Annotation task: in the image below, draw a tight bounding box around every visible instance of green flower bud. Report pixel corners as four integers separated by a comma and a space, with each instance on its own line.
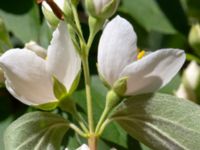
105, 90, 121, 111
42, 0, 74, 28
85, 0, 120, 19
188, 24, 200, 55
113, 76, 127, 96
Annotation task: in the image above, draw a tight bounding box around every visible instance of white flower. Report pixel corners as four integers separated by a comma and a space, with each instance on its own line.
98, 16, 186, 96
0, 22, 81, 106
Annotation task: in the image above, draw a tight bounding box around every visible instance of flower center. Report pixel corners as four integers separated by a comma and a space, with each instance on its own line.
137, 50, 145, 60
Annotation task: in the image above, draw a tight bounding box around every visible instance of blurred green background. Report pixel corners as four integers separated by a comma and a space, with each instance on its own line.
0, 0, 200, 149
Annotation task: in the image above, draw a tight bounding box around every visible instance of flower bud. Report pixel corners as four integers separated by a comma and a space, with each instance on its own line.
184, 61, 200, 89
176, 61, 200, 102
113, 76, 127, 96
105, 90, 121, 111
175, 83, 196, 102
25, 41, 47, 59
188, 24, 200, 55
85, 0, 120, 19
42, 0, 73, 28
42, 0, 64, 28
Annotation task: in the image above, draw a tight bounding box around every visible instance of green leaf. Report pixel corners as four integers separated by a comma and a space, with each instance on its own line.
38, 20, 53, 48
53, 76, 67, 99
155, 0, 189, 36
0, 3, 40, 43
0, 116, 13, 150
0, 17, 12, 51
111, 93, 200, 150
119, 0, 176, 34
186, 0, 200, 21
159, 74, 181, 94
4, 111, 69, 150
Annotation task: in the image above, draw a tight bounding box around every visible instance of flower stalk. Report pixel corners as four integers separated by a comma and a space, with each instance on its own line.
69, 123, 87, 137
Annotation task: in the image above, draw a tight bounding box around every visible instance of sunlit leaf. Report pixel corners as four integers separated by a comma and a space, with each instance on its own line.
112, 93, 200, 150
4, 111, 69, 150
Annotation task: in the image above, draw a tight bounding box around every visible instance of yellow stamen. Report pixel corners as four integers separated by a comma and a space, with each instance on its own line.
137, 50, 145, 60
45, 57, 48, 60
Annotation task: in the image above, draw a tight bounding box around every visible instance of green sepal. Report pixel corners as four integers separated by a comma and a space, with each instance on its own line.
100, 0, 119, 19
96, 63, 111, 89
63, 0, 74, 25
85, 0, 119, 19
53, 76, 67, 99
71, 0, 79, 6
67, 24, 81, 53
42, 7, 60, 29
59, 96, 77, 115
105, 90, 121, 111
68, 70, 81, 95
89, 16, 105, 36
85, 0, 97, 17
35, 101, 59, 111
113, 76, 128, 96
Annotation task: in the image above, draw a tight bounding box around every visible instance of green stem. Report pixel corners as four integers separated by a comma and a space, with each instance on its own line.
82, 56, 94, 133
86, 33, 95, 54
69, 123, 87, 137
95, 107, 110, 134
75, 112, 89, 133
71, 5, 85, 44
95, 90, 121, 135
97, 119, 111, 136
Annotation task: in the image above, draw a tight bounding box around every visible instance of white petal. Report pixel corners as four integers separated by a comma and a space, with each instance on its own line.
120, 49, 185, 95
76, 144, 89, 150
98, 16, 137, 85
25, 41, 47, 58
0, 49, 56, 105
46, 22, 81, 91
184, 61, 200, 89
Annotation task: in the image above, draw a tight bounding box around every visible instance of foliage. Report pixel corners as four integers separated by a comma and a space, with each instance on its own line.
0, 0, 200, 150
